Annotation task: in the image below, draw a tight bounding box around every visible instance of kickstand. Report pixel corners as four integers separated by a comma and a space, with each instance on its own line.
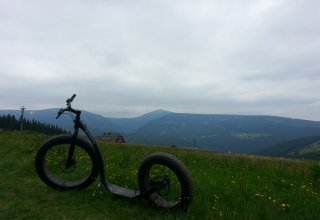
92, 181, 102, 196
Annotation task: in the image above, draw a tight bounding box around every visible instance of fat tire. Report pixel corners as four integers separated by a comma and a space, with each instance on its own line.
138, 152, 194, 212
35, 134, 99, 190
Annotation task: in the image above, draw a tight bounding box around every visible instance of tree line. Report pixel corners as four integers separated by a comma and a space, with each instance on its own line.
0, 114, 67, 135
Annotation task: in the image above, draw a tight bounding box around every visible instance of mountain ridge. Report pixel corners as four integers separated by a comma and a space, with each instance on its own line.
1, 109, 320, 154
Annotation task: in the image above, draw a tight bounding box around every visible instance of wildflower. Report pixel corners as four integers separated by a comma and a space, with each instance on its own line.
279, 203, 290, 211
213, 194, 219, 203
254, 193, 264, 198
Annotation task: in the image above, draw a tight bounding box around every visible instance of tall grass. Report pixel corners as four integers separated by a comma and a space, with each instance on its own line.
1, 131, 320, 219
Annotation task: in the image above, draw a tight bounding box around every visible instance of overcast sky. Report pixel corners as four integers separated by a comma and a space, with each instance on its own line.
1, 0, 320, 120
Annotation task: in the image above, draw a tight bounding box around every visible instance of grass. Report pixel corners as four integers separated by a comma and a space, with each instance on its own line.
1, 131, 320, 219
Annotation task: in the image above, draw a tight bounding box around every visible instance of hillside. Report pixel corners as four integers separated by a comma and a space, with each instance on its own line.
256, 135, 320, 159
1, 109, 320, 154
1, 131, 320, 219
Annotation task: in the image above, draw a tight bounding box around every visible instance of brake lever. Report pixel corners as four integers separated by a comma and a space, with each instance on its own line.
56, 109, 64, 119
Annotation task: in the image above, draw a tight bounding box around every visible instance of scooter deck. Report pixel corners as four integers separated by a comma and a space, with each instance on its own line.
106, 182, 140, 198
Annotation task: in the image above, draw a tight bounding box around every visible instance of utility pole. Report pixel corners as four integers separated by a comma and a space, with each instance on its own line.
20, 106, 26, 131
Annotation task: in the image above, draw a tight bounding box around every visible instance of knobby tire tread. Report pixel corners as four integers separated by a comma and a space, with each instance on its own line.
138, 152, 194, 212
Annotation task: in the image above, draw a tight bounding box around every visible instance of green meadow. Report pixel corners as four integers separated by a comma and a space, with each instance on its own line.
1, 131, 320, 219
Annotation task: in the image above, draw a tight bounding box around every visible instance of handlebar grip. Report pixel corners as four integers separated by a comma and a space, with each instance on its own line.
70, 94, 76, 102
67, 94, 76, 103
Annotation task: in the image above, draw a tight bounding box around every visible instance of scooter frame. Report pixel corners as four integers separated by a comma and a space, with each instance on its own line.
56, 94, 164, 198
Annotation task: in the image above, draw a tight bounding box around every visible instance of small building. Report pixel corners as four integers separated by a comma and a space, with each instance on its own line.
101, 132, 126, 143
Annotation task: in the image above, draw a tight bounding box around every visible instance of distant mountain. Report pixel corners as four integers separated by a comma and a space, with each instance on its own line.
107, 109, 172, 133
126, 113, 320, 153
1, 109, 320, 154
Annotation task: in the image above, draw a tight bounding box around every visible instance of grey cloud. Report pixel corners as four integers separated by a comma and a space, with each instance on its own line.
1, 0, 320, 120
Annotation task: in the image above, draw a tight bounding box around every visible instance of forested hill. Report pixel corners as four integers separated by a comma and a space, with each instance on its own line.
0, 114, 67, 135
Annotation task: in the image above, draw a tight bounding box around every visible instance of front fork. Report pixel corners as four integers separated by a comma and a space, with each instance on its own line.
65, 125, 79, 169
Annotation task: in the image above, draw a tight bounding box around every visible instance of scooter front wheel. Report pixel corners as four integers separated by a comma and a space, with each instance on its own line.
35, 135, 99, 190
138, 152, 194, 212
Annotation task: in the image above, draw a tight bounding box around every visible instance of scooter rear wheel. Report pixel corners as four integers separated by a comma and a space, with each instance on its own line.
138, 152, 194, 212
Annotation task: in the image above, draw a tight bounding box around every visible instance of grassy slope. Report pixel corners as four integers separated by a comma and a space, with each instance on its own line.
1, 131, 320, 219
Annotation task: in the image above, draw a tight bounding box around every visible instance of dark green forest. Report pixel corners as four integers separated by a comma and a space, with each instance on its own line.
0, 114, 67, 135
